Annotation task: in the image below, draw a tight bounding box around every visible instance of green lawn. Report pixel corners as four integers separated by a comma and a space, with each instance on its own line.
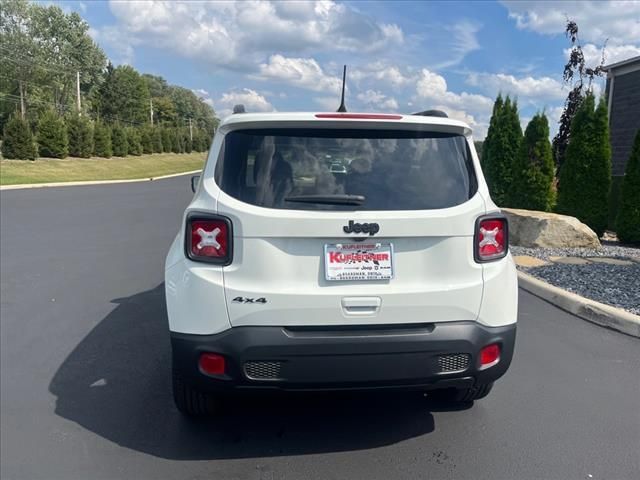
0, 152, 206, 186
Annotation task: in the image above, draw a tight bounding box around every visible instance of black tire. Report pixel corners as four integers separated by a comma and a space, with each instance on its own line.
172, 370, 218, 416
431, 382, 494, 403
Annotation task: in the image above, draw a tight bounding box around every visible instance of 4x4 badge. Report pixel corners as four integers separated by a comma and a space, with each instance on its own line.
343, 220, 379, 236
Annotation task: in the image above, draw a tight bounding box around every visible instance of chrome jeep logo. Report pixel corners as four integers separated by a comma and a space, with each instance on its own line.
343, 220, 380, 236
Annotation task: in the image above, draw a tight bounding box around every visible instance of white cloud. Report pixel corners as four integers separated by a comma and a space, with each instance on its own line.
217, 88, 275, 118
466, 72, 566, 101
356, 90, 399, 110
88, 25, 135, 65
577, 43, 640, 67
193, 89, 215, 108
502, 1, 640, 45
351, 62, 416, 89
253, 55, 342, 93
433, 20, 482, 69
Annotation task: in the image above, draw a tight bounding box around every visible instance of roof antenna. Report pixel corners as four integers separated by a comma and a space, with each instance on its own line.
337, 65, 347, 112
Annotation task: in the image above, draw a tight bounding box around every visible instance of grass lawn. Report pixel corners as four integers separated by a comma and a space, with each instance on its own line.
0, 152, 206, 186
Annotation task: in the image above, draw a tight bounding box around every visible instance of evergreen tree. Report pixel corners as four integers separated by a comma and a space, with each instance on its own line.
37, 110, 68, 158
183, 128, 192, 153
126, 127, 142, 156
93, 121, 112, 157
140, 125, 153, 154
161, 127, 173, 153
557, 94, 611, 236
484, 96, 523, 206
152, 126, 163, 153
2, 114, 37, 160
111, 124, 128, 156
171, 129, 182, 154
67, 114, 93, 158
511, 113, 556, 211
481, 94, 504, 167
615, 130, 640, 243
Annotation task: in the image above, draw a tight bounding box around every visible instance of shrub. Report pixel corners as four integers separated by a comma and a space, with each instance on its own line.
126, 127, 143, 156
161, 127, 173, 153
37, 110, 68, 159
67, 114, 94, 158
483, 96, 523, 206
616, 130, 640, 243
2, 114, 37, 160
511, 113, 556, 211
172, 129, 182, 154
152, 127, 163, 153
557, 94, 611, 236
111, 124, 128, 156
93, 121, 112, 158
183, 128, 192, 153
140, 126, 153, 154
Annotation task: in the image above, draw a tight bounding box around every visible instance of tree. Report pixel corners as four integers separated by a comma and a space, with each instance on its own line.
512, 113, 556, 211
140, 125, 153, 154
36, 109, 67, 158
126, 127, 142, 156
172, 128, 183, 154
183, 128, 192, 153
161, 127, 173, 153
93, 120, 112, 157
1, 114, 36, 160
557, 94, 611, 236
483, 96, 523, 207
481, 94, 504, 167
97, 65, 150, 125
615, 130, 640, 243
552, 20, 606, 168
111, 124, 127, 157
152, 126, 163, 153
67, 114, 93, 157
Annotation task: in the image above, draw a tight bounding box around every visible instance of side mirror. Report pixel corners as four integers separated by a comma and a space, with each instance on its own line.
190, 174, 201, 193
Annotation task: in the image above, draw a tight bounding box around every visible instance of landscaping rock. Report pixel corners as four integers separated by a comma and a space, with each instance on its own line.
502, 208, 601, 248
586, 257, 635, 266
549, 256, 591, 265
513, 255, 550, 267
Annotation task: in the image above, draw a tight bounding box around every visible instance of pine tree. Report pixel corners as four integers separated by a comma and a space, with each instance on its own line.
37, 110, 68, 159
511, 113, 556, 211
67, 114, 94, 158
615, 130, 640, 243
93, 121, 112, 158
152, 127, 163, 153
2, 114, 37, 160
557, 94, 612, 236
171, 129, 182, 154
126, 127, 143, 156
161, 127, 173, 153
481, 94, 504, 168
484, 96, 523, 206
140, 126, 153, 154
183, 128, 192, 153
111, 124, 128, 156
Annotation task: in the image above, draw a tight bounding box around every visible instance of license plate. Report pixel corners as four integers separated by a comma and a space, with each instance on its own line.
324, 243, 394, 281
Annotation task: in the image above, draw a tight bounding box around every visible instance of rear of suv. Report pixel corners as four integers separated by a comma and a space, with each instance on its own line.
165, 111, 517, 415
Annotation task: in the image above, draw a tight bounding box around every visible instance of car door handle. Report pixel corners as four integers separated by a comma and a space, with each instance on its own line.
341, 297, 381, 316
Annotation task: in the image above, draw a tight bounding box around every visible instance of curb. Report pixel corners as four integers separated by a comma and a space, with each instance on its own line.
517, 271, 640, 338
0, 169, 202, 191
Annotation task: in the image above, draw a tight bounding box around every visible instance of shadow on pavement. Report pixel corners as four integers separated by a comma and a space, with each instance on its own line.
49, 284, 469, 460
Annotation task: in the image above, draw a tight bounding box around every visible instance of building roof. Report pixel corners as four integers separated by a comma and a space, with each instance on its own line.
603, 55, 640, 71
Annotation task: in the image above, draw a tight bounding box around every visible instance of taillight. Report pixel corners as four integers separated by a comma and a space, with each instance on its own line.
479, 343, 500, 369
185, 213, 233, 265
199, 353, 226, 376
474, 215, 508, 262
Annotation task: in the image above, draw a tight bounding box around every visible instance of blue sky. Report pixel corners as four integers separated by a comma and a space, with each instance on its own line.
66, 0, 639, 138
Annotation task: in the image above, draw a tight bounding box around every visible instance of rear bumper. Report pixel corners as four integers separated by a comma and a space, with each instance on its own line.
171, 321, 516, 392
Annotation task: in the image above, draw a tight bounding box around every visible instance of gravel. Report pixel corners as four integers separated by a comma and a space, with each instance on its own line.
511, 243, 640, 316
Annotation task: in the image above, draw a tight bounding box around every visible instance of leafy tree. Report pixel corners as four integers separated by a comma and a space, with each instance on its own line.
616, 130, 640, 243
93, 120, 112, 158
97, 64, 150, 125
512, 113, 556, 211
161, 127, 173, 153
557, 94, 611, 236
553, 20, 606, 168
1, 114, 37, 160
484, 96, 523, 207
36, 109, 68, 158
140, 125, 153, 154
152, 126, 163, 153
111, 124, 128, 157
126, 127, 142, 156
67, 114, 93, 157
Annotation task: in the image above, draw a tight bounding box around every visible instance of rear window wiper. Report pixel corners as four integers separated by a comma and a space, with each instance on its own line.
284, 194, 365, 206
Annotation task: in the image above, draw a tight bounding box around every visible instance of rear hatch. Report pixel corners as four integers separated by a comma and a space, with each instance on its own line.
215, 118, 486, 327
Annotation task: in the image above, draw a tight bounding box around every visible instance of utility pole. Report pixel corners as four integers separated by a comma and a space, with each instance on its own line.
76, 71, 81, 115
19, 81, 25, 119
188, 117, 193, 142
150, 98, 154, 126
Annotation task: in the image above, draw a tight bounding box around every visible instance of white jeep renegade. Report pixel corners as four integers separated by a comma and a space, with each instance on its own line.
165, 109, 518, 415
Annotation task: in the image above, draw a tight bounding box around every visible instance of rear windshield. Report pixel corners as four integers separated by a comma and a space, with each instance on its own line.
215, 128, 477, 211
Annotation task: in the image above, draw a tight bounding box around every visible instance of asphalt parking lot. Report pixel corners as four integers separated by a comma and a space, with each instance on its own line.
1, 176, 639, 480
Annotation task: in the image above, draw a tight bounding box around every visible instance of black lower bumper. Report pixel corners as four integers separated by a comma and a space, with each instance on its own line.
171, 321, 516, 392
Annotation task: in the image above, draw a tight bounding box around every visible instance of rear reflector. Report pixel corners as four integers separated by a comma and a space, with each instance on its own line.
185, 214, 233, 265
479, 344, 500, 368
474, 215, 508, 262
315, 113, 403, 120
199, 353, 226, 376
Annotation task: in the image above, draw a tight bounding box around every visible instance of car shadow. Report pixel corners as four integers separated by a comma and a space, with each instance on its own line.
49, 284, 470, 460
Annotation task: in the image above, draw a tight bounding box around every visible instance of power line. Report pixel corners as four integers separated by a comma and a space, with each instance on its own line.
1, 54, 78, 78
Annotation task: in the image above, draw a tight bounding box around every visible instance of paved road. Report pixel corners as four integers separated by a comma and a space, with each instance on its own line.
1, 177, 639, 480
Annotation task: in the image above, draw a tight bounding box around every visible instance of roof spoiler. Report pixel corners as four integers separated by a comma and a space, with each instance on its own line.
412, 109, 448, 118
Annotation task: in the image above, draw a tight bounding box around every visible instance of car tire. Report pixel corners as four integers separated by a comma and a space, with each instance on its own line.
172, 370, 218, 416
431, 382, 494, 403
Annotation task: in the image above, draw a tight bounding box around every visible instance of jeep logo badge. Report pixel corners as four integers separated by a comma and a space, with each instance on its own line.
343, 220, 380, 236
